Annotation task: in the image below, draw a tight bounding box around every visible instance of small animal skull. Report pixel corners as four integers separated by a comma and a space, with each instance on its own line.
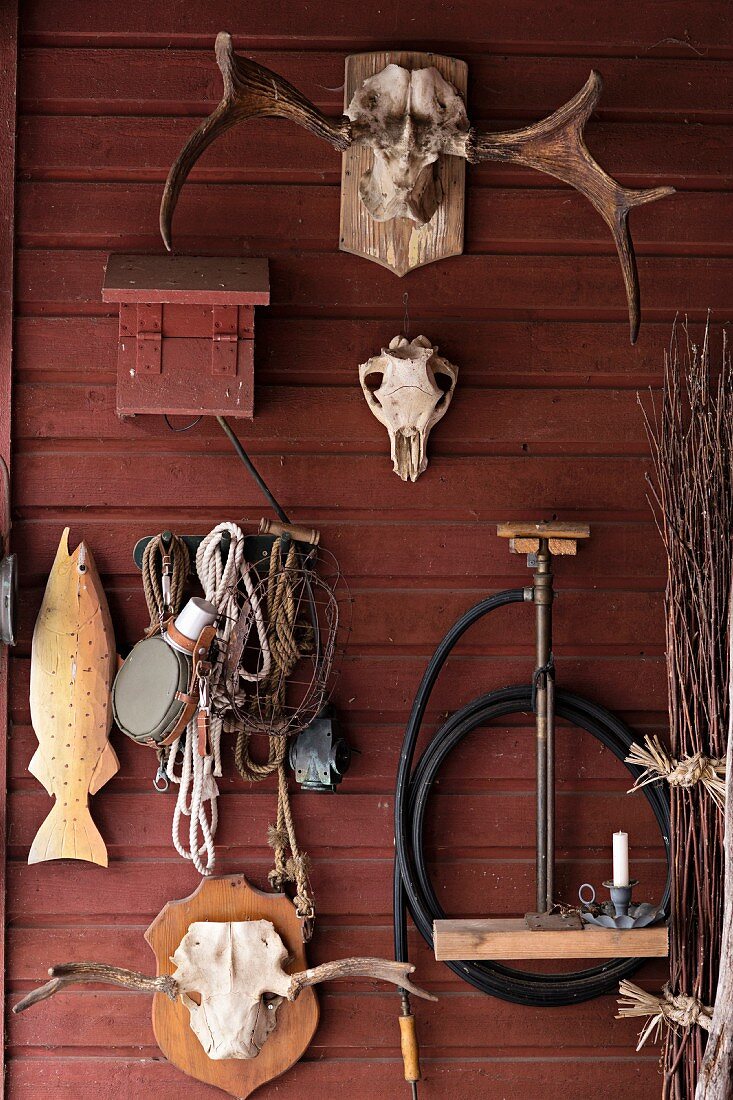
346, 65, 470, 226
171, 920, 291, 1060
360, 335, 458, 482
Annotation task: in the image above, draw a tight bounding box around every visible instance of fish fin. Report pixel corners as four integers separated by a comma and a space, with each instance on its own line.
28, 747, 54, 795
52, 527, 71, 567
68, 809, 109, 867
28, 801, 67, 864
89, 740, 119, 795
28, 801, 108, 867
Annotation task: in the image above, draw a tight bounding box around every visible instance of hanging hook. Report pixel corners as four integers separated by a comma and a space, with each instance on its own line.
402, 292, 410, 340
154, 761, 170, 792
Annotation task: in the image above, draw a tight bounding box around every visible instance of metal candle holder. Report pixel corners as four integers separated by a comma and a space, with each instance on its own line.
604, 878, 638, 918
578, 879, 665, 929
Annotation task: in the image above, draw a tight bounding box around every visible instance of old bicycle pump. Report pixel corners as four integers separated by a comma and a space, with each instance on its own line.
392, 520, 671, 1096
496, 521, 591, 918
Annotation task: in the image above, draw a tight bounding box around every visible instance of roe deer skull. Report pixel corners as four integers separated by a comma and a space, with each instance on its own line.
345, 64, 470, 226
171, 921, 291, 1059
360, 335, 458, 482
13, 919, 435, 1062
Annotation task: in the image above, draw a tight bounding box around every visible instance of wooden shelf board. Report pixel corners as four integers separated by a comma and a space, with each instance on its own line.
433, 918, 668, 960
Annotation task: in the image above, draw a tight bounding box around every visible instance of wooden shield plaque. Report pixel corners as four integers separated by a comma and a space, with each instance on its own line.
339, 50, 468, 276
145, 874, 319, 1098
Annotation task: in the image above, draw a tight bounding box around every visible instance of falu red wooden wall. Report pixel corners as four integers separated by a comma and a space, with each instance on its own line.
3, 1, 732, 1097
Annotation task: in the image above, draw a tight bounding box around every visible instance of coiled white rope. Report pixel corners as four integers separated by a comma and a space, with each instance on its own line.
166, 719, 218, 876
164, 522, 271, 876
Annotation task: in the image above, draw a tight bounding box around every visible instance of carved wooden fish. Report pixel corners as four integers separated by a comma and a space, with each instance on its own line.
28, 528, 118, 866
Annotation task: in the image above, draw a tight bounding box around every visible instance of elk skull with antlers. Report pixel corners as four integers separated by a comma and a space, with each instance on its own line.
160, 33, 674, 342
13, 919, 434, 1062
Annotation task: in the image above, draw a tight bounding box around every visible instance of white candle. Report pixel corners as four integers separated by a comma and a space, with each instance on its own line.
613, 831, 629, 887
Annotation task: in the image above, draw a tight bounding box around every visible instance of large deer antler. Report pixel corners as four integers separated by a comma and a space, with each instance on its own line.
468, 71, 674, 343
159, 38, 673, 342
159, 31, 352, 250
13, 956, 435, 1015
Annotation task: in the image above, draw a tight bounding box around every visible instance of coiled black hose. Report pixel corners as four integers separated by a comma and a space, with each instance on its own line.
393, 589, 671, 1006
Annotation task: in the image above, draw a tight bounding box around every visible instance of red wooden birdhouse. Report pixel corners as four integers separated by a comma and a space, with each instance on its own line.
102, 255, 270, 420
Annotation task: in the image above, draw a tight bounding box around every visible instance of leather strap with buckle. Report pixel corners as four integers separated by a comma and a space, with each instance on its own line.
159, 623, 217, 746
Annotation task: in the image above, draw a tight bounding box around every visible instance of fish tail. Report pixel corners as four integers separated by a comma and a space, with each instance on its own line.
28, 800, 108, 867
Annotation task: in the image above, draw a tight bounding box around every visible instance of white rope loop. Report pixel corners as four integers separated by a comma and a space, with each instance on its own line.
162, 522, 274, 876
166, 720, 219, 877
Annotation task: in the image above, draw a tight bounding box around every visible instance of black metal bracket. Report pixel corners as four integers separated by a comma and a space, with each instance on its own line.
132, 530, 314, 581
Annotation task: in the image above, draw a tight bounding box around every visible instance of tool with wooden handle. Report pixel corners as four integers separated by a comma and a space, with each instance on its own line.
399, 992, 420, 1097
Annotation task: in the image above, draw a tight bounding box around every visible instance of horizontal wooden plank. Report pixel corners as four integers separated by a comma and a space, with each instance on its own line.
14, 581, 663, 653
8, 718, 667, 792
17, 50, 733, 120
12, 316, 690, 388
6, 920, 670, 988
20, 0, 733, 55
9, 514, 668, 584
16, 183, 718, 255
5, 986, 657, 1055
6, 857, 668, 921
9, 649, 666, 717
10, 451, 658, 516
7, 783, 666, 859
497, 521, 591, 539
17, 117, 732, 190
12, 381, 658, 455
16, 250, 731, 321
433, 918, 668, 959
3, 1055, 663, 1100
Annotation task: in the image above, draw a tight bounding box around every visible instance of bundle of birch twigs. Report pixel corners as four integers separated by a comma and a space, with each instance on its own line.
642, 323, 733, 1099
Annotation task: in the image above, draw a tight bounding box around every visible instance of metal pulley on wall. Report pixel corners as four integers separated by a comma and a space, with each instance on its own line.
289, 707, 352, 793
0, 457, 16, 646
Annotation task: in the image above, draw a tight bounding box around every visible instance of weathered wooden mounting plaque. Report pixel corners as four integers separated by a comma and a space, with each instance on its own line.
339, 51, 467, 277
433, 918, 669, 961
145, 874, 319, 1099
497, 520, 591, 557
103, 255, 270, 420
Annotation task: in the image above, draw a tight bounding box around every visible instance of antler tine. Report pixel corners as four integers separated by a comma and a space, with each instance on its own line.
469, 71, 675, 343
287, 957, 437, 1002
160, 32, 352, 250
13, 962, 178, 1015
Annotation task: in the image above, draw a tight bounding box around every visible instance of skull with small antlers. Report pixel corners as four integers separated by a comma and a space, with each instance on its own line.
160, 32, 675, 342
13, 919, 434, 1062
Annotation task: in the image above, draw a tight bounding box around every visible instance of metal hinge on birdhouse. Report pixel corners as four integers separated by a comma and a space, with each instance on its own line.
102, 254, 270, 419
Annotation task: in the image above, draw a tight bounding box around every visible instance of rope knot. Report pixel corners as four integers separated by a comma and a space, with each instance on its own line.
626, 734, 726, 810
664, 985, 706, 1029
267, 825, 289, 852
616, 980, 713, 1050
667, 751, 710, 789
